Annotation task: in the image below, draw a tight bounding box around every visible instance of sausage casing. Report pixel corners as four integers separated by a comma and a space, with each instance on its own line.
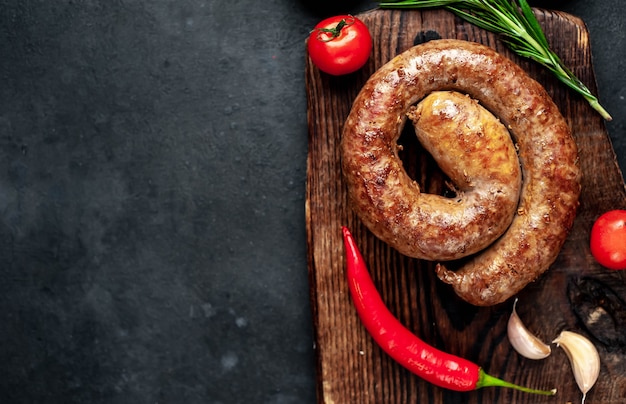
341, 39, 581, 306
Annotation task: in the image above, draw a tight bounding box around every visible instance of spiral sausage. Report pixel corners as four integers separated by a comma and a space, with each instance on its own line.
341, 39, 581, 306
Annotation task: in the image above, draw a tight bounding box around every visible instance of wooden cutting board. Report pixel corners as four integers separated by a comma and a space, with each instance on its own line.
305, 7, 626, 404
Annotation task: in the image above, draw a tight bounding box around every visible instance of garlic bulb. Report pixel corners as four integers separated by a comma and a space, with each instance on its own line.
553, 330, 600, 404
507, 298, 551, 360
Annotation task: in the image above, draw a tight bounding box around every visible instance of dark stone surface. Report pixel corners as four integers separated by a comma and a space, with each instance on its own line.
0, 1, 623, 403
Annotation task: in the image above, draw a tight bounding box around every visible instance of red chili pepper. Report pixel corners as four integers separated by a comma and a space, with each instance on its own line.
341, 226, 556, 395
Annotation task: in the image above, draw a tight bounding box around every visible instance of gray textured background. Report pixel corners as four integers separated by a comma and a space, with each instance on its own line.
1, 1, 624, 403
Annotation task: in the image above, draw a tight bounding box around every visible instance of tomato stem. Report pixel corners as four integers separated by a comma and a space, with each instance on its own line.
315, 15, 355, 42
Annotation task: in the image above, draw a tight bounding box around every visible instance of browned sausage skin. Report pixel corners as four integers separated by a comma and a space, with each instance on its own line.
410, 90, 523, 260
341, 39, 581, 306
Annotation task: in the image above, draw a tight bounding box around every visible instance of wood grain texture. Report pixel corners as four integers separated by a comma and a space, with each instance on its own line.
305, 8, 626, 404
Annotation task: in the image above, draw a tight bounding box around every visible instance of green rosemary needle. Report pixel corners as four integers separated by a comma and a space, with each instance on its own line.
378, 0, 612, 120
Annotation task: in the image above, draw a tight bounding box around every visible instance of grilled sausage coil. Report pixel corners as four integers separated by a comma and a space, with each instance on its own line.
341, 39, 581, 306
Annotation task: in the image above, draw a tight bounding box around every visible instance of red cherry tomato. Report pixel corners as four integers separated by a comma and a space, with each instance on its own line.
590, 209, 626, 270
307, 15, 372, 76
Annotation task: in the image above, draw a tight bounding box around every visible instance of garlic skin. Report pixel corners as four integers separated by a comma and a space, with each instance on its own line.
553, 330, 600, 404
507, 298, 551, 360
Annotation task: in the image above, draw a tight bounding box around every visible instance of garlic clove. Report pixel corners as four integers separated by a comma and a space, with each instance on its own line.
553, 330, 600, 404
507, 298, 551, 360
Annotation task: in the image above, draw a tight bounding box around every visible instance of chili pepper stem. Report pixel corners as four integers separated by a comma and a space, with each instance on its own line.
476, 368, 557, 395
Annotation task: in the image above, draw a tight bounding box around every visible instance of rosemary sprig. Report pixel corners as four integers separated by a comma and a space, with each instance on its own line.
378, 0, 612, 120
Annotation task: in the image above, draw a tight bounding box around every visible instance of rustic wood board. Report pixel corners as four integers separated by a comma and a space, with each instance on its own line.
305, 7, 626, 404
